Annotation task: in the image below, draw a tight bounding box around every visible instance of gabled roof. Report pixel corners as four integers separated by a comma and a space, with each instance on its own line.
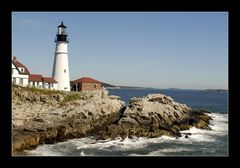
12, 56, 30, 75
29, 75, 58, 83
42, 77, 57, 83
72, 77, 100, 84
29, 74, 43, 82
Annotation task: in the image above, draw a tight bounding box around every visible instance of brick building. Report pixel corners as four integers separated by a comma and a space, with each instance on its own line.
71, 77, 101, 91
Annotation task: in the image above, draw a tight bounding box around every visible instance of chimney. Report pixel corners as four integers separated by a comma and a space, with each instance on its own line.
13, 56, 17, 60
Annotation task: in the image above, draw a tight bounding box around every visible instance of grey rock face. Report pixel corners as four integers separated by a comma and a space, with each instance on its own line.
98, 94, 212, 140
12, 87, 125, 154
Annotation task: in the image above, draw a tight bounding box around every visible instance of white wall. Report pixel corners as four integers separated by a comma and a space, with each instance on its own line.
52, 83, 58, 90
12, 76, 28, 87
37, 82, 43, 88
12, 68, 19, 76
22, 78, 28, 86
52, 41, 70, 91
43, 83, 49, 89
29, 81, 33, 87
42, 82, 58, 90
29, 81, 43, 88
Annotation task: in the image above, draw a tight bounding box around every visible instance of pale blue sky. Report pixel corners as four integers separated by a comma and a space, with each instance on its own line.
12, 12, 228, 89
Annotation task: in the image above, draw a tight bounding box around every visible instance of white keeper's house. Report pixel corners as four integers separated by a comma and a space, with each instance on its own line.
12, 56, 30, 87
12, 56, 58, 90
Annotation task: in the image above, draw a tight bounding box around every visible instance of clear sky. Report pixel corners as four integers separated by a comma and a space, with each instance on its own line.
12, 12, 228, 89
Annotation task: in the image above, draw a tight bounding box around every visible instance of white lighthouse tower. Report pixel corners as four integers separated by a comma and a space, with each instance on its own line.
52, 22, 70, 91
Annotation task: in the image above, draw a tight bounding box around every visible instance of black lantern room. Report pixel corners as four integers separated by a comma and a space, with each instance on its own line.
55, 22, 69, 43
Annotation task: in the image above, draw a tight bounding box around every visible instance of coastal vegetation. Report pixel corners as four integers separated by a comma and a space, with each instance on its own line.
12, 84, 63, 95
58, 92, 85, 107
13, 84, 86, 108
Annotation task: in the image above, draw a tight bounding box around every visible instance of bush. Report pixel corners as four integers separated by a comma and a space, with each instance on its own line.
12, 84, 63, 95
58, 92, 85, 107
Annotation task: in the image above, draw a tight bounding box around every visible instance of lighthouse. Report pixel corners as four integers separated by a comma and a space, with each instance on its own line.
52, 22, 70, 91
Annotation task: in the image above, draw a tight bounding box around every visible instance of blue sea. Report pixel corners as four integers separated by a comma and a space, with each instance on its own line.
26, 88, 228, 156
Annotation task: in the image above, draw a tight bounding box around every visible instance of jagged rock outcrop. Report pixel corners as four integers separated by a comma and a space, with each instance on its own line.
97, 94, 212, 140
12, 86, 125, 154
12, 86, 212, 155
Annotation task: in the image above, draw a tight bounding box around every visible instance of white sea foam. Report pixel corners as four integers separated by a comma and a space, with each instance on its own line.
128, 147, 192, 156
25, 113, 228, 156
75, 136, 151, 151
146, 147, 192, 156
26, 145, 63, 156
80, 151, 85, 156
179, 113, 228, 142
208, 113, 228, 133
128, 153, 148, 156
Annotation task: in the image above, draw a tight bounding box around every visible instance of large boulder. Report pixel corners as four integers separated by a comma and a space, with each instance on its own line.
98, 94, 212, 140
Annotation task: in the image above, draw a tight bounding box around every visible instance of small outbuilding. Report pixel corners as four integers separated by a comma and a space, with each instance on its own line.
29, 74, 44, 88
29, 74, 58, 90
42, 77, 58, 90
71, 77, 101, 91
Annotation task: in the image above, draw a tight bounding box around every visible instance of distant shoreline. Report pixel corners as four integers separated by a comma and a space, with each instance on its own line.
101, 82, 227, 91
104, 87, 228, 92
202, 89, 228, 93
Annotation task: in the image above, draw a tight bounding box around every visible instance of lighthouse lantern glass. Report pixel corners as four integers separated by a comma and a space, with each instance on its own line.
58, 27, 67, 35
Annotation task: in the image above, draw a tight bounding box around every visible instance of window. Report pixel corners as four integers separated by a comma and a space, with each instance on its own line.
20, 67, 25, 73
64, 69, 66, 73
19, 78, 23, 85
94, 84, 97, 88
13, 78, 16, 84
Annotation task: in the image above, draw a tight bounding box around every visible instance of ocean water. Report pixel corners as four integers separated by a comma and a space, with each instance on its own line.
25, 88, 228, 156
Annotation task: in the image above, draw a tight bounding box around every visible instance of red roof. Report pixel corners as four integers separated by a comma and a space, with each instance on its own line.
72, 77, 100, 83
12, 56, 30, 75
42, 77, 57, 83
29, 74, 43, 82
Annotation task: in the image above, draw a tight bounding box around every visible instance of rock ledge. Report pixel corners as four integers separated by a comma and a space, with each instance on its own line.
98, 94, 212, 140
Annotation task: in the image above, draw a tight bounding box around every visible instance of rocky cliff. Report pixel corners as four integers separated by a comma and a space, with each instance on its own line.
97, 94, 212, 140
12, 86, 126, 154
12, 86, 212, 155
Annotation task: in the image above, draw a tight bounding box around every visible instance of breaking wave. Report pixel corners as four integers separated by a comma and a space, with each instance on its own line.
26, 113, 228, 156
